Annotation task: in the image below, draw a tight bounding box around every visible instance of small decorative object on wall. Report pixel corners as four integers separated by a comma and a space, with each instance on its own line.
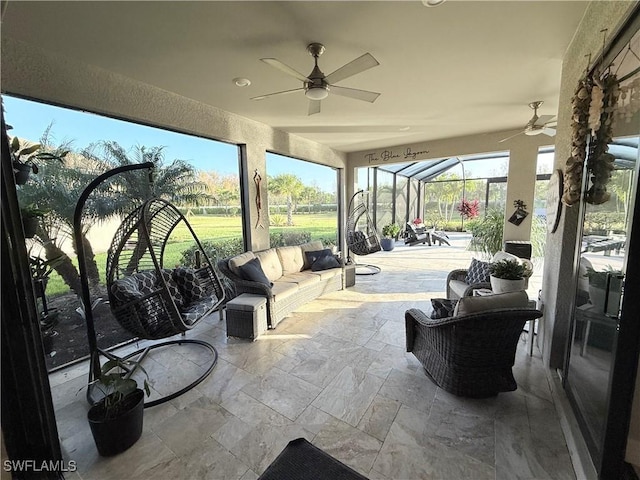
547, 169, 564, 234
253, 170, 264, 229
508, 200, 529, 226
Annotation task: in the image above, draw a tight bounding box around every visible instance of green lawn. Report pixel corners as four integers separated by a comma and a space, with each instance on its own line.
44, 213, 338, 297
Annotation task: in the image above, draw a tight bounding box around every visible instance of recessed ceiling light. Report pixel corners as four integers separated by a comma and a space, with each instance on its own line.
233, 77, 251, 87
422, 0, 446, 6
399, 126, 411, 131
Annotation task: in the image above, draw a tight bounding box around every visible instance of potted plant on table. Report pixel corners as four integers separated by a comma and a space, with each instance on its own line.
381, 223, 400, 251
87, 358, 151, 456
489, 259, 532, 294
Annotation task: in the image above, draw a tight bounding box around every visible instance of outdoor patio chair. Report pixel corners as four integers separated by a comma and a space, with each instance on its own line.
404, 222, 431, 246
405, 291, 543, 397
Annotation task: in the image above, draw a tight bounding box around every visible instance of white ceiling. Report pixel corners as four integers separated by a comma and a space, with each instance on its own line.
1, 1, 590, 153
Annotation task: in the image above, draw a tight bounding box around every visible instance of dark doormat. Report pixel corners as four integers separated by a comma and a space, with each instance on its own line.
258, 438, 369, 480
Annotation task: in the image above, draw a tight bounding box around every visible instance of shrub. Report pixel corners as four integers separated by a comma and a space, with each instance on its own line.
269, 231, 312, 247
270, 214, 286, 226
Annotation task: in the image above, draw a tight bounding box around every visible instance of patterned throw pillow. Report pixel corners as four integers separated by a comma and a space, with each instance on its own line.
173, 267, 206, 304
430, 298, 458, 319
465, 258, 491, 285
159, 269, 185, 308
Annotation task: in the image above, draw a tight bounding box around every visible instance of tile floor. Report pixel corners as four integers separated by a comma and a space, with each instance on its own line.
50, 236, 575, 479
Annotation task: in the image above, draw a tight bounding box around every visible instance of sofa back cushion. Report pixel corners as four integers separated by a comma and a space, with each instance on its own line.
277, 245, 305, 274
255, 248, 283, 281
300, 241, 324, 270
453, 290, 528, 316
229, 251, 256, 277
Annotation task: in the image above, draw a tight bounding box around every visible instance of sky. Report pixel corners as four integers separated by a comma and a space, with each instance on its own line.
4, 95, 552, 193
3, 95, 338, 192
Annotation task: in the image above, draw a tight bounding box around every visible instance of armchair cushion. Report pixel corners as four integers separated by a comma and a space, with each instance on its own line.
453, 290, 528, 316
465, 258, 491, 285
430, 298, 458, 319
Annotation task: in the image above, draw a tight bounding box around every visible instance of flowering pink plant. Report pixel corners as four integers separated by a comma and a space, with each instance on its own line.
412, 218, 423, 225
457, 199, 480, 220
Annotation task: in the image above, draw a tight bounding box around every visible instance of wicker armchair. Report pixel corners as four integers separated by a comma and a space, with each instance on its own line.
406, 299, 542, 398
445, 269, 491, 299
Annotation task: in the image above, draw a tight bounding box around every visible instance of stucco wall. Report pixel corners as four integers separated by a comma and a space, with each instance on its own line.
1, 38, 347, 252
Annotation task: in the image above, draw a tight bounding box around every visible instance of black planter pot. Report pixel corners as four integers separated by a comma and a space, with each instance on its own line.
380, 238, 395, 251
88, 389, 144, 456
13, 162, 31, 185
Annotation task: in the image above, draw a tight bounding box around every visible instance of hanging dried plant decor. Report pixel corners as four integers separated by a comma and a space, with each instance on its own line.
562, 76, 593, 206
585, 71, 620, 205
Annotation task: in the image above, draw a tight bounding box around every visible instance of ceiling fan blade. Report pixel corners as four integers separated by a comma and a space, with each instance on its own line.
261, 58, 310, 82
542, 127, 556, 137
330, 85, 380, 103
325, 53, 379, 84
308, 100, 321, 116
498, 131, 525, 143
250, 88, 304, 101
534, 114, 555, 126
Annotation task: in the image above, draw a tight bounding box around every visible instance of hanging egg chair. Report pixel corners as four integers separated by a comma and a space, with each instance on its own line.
106, 197, 225, 339
346, 190, 381, 274
74, 163, 224, 408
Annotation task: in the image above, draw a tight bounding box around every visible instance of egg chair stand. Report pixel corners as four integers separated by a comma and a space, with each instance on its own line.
346, 190, 381, 275
74, 163, 224, 408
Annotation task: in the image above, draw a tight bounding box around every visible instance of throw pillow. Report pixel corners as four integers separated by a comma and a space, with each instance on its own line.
159, 269, 186, 308
430, 298, 458, 319
454, 290, 529, 316
465, 258, 491, 285
311, 254, 341, 271
238, 258, 272, 287
305, 248, 333, 266
173, 267, 206, 304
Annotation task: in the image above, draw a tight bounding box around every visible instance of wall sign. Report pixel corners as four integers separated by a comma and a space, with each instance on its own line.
363, 147, 429, 164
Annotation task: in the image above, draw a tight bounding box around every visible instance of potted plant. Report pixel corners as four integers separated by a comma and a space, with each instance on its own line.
489, 259, 531, 293
9, 136, 67, 185
381, 223, 400, 251
87, 358, 151, 456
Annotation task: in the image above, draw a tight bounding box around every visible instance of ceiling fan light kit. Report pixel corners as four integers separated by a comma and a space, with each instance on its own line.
252, 42, 381, 115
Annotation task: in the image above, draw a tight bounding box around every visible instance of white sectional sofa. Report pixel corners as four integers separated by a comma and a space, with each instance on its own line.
217, 241, 343, 329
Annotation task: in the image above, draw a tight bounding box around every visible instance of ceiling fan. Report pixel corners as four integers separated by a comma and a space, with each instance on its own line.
498, 101, 557, 143
251, 43, 381, 115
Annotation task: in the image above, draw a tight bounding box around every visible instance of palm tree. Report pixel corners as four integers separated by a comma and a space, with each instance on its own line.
268, 174, 304, 226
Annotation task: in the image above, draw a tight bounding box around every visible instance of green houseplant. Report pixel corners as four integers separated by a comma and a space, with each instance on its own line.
87, 358, 151, 456
489, 259, 531, 293
381, 223, 400, 251
9, 136, 68, 185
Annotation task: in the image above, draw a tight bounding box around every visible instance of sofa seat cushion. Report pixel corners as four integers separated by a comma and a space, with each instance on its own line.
310, 267, 341, 281
256, 248, 283, 282
454, 290, 529, 316
229, 251, 256, 277
277, 246, 305, 274
279, 272, 321, 289
448, 279, 469, 299
270, 281, 299, 301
